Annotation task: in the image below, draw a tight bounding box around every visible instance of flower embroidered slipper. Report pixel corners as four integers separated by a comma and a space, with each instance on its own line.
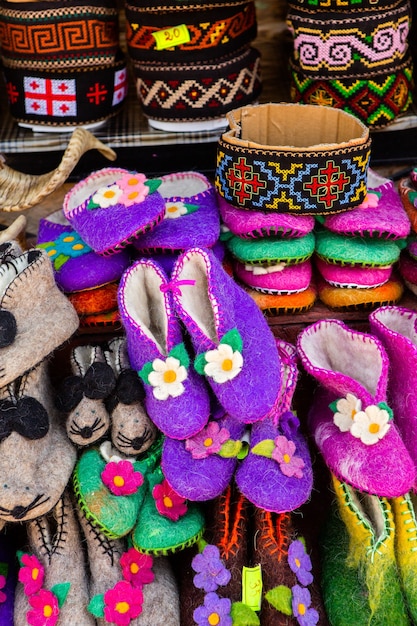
104, 337, 158, 457
14, 492, 95, 626
217, 194, 315, 239
36, 209, 130, 294
225, 232, 315, 266
63, 168, 166, 256
132, 171, 220, 255
55, 345, 115, 447
297, 319, 416, 497
369, 306, 417, 484
170, 247, 282, 424
246, 284, 317, 315
117, 258, 211, 440
77, 502, 181, 626
0, 360, 76, 524
391, 492, 417, 624
73, 437, 162, 539
321, 475, 410, 626
0, 247, 79, 388
161, 411, 246, 502
322, 169, 411, 241
315, 257, 393, 289
130, 466, 205, 555
233, 259, 313, 294
317, 275, 404, 311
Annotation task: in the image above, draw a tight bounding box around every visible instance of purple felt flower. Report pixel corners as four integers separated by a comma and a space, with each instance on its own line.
272, 435, 305, 478
193, 592, 232, 626
192, 544, 231, 592
288, 540, 314, 586
185, 422, 230, 459
292, 585, 319, 626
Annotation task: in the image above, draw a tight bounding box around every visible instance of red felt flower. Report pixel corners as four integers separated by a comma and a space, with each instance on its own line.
152, 479, 188, 521
104, 580, 143, 625
18, 554, 44, 596
27, 589, 59, 626
101, 460, 144, 496
120, 548, 154, 587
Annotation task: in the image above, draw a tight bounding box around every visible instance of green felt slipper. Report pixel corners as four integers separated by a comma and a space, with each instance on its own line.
315, 229, 403, 268
225, 232, 315, 265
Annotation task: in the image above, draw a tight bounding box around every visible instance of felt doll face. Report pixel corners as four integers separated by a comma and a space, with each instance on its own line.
111, 401, 157, 457
66, 396, 110, 447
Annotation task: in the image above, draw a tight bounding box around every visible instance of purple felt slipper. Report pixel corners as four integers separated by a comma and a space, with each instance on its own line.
36, 209, 130, 293
117, 258, 211, 440
170, 247, 282, 424
297, 319, 416, 497
63, 167, 166, 256
0, 533, 17, 625
132, 171, 221, 254
233, 259, 312, 293
161, 411, 245, 502
369, 306, 417, 487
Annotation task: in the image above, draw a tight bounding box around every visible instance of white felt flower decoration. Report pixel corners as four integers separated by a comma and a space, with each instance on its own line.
204, 343, 243, 384
148, 356, 187, 400
164, 201, 188, 219
91, 184, 123, 208
333, 393, 362, 432
350, 404, 391, 445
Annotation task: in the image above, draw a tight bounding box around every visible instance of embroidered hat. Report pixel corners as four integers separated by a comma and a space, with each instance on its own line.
317, 275, 404, 310
132, 171, 220, 255
37, 209, 130, 293
233, 258, 313, 293
215, 102, 370, 214
63, 167, 166, 256
225, 231, 315, 266
217, 194, 315, 239
245, 283, 317, 315
297, 319, 416, 497
315, 229, 402, 267
315, 257, 393, 289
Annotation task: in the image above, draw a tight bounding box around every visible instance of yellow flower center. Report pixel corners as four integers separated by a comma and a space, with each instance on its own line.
351, 409, 357, 419
298, 603, 306, 616
295, 558, 300, 568
47, 249, 57, 257
115, 601, 130, 614
104, 189, 116, 199
167, 205, 179, 213
283, 454, 291, 464
130, 563, 140, 574
203, 437, 213, 447
221, 358, 233, 372
369, 423, 380, 434
127, 191, 140, 200
163, 496, 173, 508
32, 568, 39, 581
43, 605, 53, 618
113, 475, 125, 487
72, 243, 84, 251
208, 613, 220, 625
63, 236, 74, 243
163, 369, 177, 384
128, 177, 140, 186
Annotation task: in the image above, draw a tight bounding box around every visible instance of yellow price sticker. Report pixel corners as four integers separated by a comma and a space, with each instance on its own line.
242, 565, 263, 612
152, 24, 191, 50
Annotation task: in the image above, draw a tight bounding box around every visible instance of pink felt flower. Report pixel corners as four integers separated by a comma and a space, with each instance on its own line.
118, 173, 149, 207
185, 422, 230, 459
272, 435, 305, 478
18, 554, 45, 596
0, 575, 6, 603
357, 191, 380, 210
27, 589, 59, 626
120, 548, 154, 587
152, 479, 188, 521
104, 580, 143, 626
101, 460, 144, 496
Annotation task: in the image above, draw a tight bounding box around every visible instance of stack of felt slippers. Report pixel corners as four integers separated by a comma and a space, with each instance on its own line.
124, 0, 261, 131
314, 169, 409, 311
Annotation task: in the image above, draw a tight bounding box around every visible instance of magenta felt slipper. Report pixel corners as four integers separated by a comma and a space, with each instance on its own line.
132, 171, 220, 254
315, 257, 393, 289
297, 319, 416, 497
233, 259, 312, 293
170, 247, 282, 424
369, 306, 417, 487
63, 168, 166, 256
399, 250, 417, 294
117, 258, 211, 440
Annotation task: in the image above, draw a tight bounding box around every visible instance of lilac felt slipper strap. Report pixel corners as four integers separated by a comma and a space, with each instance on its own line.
3, 54, 128, 128
215, 102, 370, 214
132, 46, 261, 123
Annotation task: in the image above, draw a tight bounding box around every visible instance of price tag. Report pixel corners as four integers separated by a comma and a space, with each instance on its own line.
152, 24, 191, 50
242, 565, 263, 612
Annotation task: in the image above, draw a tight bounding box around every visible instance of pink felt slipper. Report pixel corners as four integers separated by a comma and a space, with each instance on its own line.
315, 257, 393, 289
233, 259, 312, 294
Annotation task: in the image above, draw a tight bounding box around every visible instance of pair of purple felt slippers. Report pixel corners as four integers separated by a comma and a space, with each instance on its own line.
116, 247, 313, 514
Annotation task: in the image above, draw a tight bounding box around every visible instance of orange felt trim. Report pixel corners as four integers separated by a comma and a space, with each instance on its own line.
245, 284, 317, 314
217, 485, 246, 561
78, 308, 121, 328
67, 282, 118, 316
258, 510, 290, 562
317, 276, 404, 310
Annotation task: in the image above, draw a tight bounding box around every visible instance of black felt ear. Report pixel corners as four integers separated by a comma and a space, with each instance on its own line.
15, 396, 50, 439
84, 362, 116, 400
116, 369, 145, 405
0, 310, 17, 348
55, 375, 84, 412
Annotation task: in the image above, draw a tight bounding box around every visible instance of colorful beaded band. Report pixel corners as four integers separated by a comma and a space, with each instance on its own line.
215, 102, 370, 215
290, 56, 413, 129
286, 2, 411, 79
0, 0, 119, 70
3, 54, 127, 127
133, 46, 261, 122
125, 0, 256, 62
286, 0, 403, 13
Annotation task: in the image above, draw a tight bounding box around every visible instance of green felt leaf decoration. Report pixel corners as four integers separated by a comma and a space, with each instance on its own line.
219, 439, 243, 458
251, 439, 275, 458
194, 352, 207, 375
145, 179, 162, 194
16, 551, 25, 568
230, 602, 260, 626
328, 400, 339, 413
168, 343, 190, 368
184, 203, 199, 214
220, 328, 243, 353
51, 582, 70, 608
138, 362, 154, 385
265, 585, 293, 615
0, 562, 8, 578
53, 254, 69, 271
377, 402, 394, 421
87, 594, 105, 618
